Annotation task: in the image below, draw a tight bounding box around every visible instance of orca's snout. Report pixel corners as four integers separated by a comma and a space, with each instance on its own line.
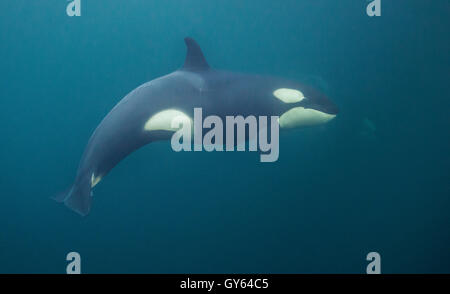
324, 98, 339, 116
310, 91, 339, 116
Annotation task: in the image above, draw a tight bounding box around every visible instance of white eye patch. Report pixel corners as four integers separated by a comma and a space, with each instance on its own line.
273, 88, 305, 103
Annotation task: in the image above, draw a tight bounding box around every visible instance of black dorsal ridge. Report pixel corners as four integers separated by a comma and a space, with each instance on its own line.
182, 37, 210, 71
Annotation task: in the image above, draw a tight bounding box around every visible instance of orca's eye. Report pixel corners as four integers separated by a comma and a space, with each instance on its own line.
273, 88, 305, 103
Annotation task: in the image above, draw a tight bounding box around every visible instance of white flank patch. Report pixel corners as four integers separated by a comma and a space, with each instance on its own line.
144, 109, 192, 132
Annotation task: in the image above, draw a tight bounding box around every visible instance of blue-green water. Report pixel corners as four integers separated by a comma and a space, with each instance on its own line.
0, 0, 449, 273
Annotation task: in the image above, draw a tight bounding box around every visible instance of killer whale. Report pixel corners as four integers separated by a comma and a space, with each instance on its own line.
54, 37, 338, 216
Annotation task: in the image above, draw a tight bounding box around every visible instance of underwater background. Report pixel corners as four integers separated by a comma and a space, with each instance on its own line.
0, 0, 448, 273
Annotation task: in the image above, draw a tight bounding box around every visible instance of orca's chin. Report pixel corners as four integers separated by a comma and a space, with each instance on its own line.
278, 107, 336, 129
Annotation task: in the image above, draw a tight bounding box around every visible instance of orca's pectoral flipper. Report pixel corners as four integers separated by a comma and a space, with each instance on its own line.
182, 37, 210, 71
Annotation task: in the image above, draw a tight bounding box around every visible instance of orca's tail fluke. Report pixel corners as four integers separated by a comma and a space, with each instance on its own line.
52, 177, 92, 216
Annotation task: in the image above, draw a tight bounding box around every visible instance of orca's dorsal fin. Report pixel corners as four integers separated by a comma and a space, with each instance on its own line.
182, 37, 210, 71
